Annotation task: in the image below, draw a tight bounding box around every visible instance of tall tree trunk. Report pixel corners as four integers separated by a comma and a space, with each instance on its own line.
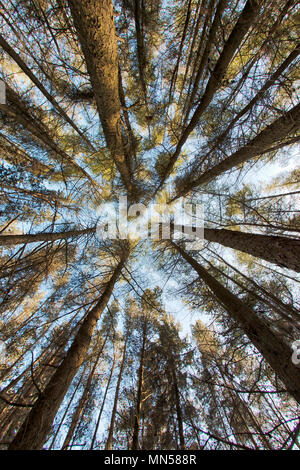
171, 364, 185, 450
174, 102, 300, 197
205, 247, 300, 322
48, 366, 87, 450
0, 86, 99, 188
184, 0, 226, 122
182, 43, 300, 179
131, 320, 147, 450
204, 227, 300, 273
8, 255, 127, 450
0, 33, 95, 151
61, 335, 108, 450
68, 0, 134, 195
0, 133, 54, 176
172, 242, 300, 404
106, 333, 129, 450
157, 0, 260, 188
168, 223, 300, 272
0, 227, 95, 247
90, 353, 116, 450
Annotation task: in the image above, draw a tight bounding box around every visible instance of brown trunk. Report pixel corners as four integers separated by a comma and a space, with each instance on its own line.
176, 102, 300, 196
157, 0, 260, 187
171, 365, 185, 450
0, 133, 54, 176
0, 33, 95, 151
8, 255, 127, 450
131, 320, 147, 450
167, 223, 300, 273
0, 87, 99, 187
134, 0, 148, 102
90, 353, 116, 449
48, 366, 87, 450
0, 227, 94, 247
184, 0, 226, 122
172, 242, 300, 404
179, 43, 300, 192
106, 333, 129, 450
61, 335, 107, 450
68, 0, 134, 195
204, 227, 300, 273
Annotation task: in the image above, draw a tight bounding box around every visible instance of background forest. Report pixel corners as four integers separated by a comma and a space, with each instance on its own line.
0, 0, 299, 451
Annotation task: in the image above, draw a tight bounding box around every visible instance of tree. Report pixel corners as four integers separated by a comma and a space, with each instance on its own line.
0, 0, 299, 451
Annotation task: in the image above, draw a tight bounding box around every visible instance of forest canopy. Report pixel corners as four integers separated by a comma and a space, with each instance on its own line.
0, 0, 300, 451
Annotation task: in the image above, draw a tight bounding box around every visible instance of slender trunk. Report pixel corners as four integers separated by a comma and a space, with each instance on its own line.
48, 366, 87, 450
0, 33, 95, 151
168, 0, 192, 103
181, 43, 300, 181
0, 183, 72, 209
287, 419, 300, 450
205, 247, 300, 322
0, 227, 94, 247
0, 87, 99, 187
172, 242, 300, 404
134, 0, 148, 102
174, 102, 300, 197
217, 364, 272, 449
0, 133, 54, 176
184, 0, 226, 122
167, 223, 300, 273
90, 353, 116, 449
131, 321, 147, 450
157, 0, 260, 187
8, 256, 127, 450
62, 335, 108, 450
106, 334, 129, 450
171, 365, 185, 450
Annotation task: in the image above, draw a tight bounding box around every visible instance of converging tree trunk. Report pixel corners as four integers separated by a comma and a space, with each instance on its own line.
0, 227, 95, 247
172, 242, 300, 404
68, 0, 134, 195
8, 254, 128, 450
131, 319, 147, 450
174, 102, 300, 198
157, 0, 260, 188
203, 227, 300, 273
171, 364, 185, 450
106, 333, 129, 450
62, 335, 108, 450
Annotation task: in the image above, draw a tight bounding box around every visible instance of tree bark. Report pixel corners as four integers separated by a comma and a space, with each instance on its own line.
157, 0, 260, 188
0, 227, 95, 247
0, 86, 99, 187
203, 227, 300, 273
131, 320, 147, 450
180, 43, 300, 187
8, 255, 127, 450
68, 0, 134, 195
184, 0, 226, 122
171, 365, 186, 450
0, 32, 95, 151
90, 353, 116, 449
172, 242, 300, 404
61, 335, 107, 450
174, 102, 300, 197
106, 333, 129, 450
